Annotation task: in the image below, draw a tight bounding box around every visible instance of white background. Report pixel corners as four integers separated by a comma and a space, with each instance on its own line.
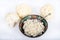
0, 0, 60, 40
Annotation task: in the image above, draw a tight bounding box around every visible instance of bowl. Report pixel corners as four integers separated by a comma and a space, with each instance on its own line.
19, 15, 48, 38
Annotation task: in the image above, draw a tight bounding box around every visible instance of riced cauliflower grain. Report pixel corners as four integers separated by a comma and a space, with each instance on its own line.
23, 19, 44, 37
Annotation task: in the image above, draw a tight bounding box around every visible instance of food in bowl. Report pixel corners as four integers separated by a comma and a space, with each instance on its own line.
23, 19, 44, 37
19, 15, 48, 38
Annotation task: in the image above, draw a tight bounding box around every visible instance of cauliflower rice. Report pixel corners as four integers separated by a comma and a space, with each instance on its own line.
23, 19, 44, 37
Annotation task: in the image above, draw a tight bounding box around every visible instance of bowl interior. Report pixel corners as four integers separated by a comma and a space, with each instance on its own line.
19, 15, 48, 38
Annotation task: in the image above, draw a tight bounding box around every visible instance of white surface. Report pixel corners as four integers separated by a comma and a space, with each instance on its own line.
0, 0, 60, 40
